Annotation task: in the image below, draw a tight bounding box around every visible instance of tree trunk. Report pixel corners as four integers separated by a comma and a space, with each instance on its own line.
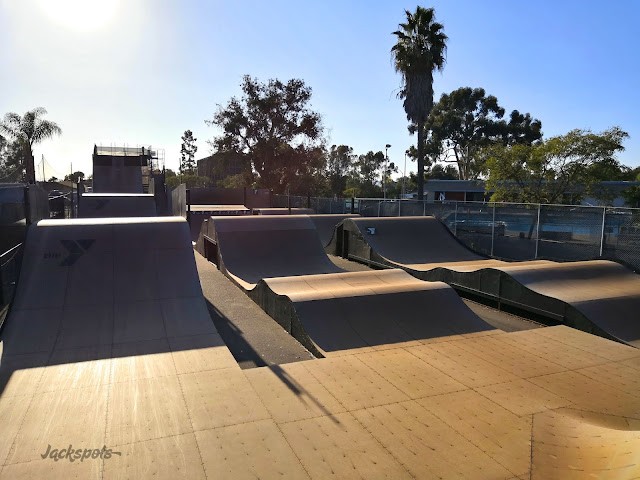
417, 123, 424, 200
25, 145, 36, 184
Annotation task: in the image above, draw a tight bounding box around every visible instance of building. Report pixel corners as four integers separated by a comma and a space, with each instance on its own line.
412, 179, 640, 206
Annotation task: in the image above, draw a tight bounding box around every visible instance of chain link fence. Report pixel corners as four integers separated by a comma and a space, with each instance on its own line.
356, 199, 640, 271
272, 194, 351, 214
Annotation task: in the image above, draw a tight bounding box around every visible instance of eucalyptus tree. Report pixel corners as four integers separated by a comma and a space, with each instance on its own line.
0, 108, 61, 183
392, 6, 447, 200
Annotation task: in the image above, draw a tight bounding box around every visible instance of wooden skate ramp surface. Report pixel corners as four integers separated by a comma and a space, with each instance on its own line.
208, 215, 497, 356
262, 270, 494, 356
2, 215, 640, 478
78, 193, 157, 218
209, 215, 343, 289
337, 216, 640, 347
307, 214, 359, 247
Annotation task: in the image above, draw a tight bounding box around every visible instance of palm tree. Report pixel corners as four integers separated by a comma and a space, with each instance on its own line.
392, 7, 447, 200
0, 108, 62, 183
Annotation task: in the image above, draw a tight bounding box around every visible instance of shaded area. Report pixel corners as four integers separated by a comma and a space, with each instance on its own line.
195, 252, 312, 368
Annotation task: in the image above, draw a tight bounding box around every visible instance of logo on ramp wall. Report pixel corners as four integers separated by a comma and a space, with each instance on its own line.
95, 199, 109, 210
43, 240, 96, 266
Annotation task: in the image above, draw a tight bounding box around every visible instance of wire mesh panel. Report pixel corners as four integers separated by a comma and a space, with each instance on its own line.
358, 199, 381, 217
537, 205, 603, 260
398, 200, 425, 216
603, 208, 640, 271
492, 203, 539, 260
445, 203, 494, 256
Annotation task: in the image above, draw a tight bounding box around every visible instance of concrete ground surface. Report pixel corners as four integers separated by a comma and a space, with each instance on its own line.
1, 217, 639, 479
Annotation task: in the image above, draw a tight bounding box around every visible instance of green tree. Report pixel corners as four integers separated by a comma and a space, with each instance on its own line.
206, 75, 324, 193
64, 171, 85, 183
485, 127, 628, 205
392, 6, 447, 200
425, 87, 542, 180
180, 130, 198, 175
165, 168, 177, 178
346, 151, 385, 197
0, 135, 25, 182
326, 145, 354, 196
0, 108, 61, 184
622, 172, 640, 207
166, 174, 211, 190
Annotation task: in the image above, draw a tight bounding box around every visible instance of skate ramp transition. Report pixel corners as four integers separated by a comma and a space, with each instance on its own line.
329, 216, 640, 347
308, 214, 359, 247
198, 214, 495, 357
0, 216, 226, 392
78, 193, 157, 218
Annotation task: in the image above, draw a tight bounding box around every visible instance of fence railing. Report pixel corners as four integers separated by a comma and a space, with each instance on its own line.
356, 199, 640, 271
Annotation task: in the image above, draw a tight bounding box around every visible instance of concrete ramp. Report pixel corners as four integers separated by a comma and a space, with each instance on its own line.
201, 214, 497, 356
332, 216, 640, 347
78, 193, 157, 218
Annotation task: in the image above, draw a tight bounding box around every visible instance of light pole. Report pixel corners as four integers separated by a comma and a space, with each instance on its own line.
403, 149, 409, 198
384, 144, 391, 200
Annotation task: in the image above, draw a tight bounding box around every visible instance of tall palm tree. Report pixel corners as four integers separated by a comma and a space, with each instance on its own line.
0, 108, 62, 183
392, 6, 447, 200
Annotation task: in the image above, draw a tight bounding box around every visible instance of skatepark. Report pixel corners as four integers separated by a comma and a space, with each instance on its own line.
1, 164, 640, 479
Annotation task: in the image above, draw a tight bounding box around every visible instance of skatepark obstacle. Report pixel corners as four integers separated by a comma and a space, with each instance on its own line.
198, 214, 496, 357
329, 216, 640, 347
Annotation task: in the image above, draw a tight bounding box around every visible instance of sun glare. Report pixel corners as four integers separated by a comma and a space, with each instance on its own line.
38, 0, 120, 32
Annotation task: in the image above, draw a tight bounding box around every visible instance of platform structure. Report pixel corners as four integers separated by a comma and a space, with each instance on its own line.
328, 216, 640, 348
1, 217, 640, 478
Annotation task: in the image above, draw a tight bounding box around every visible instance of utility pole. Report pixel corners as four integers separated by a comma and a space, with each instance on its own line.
384, 144, 391, 200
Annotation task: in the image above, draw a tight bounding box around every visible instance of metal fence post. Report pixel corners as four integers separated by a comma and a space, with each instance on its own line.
398, 200, 401, 217
423, 200, 426, 216
599, 206, 606, 257
534, 204, 541, 259
378, 201, 381, 217
454, 202, 457, 236
490, 203, 496, 256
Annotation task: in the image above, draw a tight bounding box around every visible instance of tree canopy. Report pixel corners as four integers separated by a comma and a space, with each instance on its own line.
485, 127, 628, 204
180, 130, 198, 175
64, 171, 85, 183
326, 145, 354, 196
392, 6, 447, 200
0, 108, 61, 184
425, 87, 542, 180
0, 135, 25, 182
206, 75, 324, 194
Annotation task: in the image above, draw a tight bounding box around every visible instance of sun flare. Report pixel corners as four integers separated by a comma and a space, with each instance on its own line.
38, 0, 120, 32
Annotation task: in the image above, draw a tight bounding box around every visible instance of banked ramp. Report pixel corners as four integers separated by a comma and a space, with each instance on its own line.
329, 216, 640, 347
198, 215, 495, 357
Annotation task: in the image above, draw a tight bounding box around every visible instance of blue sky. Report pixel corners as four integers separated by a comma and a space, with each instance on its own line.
1, 0, 639, 179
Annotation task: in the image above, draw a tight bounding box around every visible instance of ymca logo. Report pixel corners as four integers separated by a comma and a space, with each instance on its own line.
58, 239, 95, 266
94, 199, 109, 210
